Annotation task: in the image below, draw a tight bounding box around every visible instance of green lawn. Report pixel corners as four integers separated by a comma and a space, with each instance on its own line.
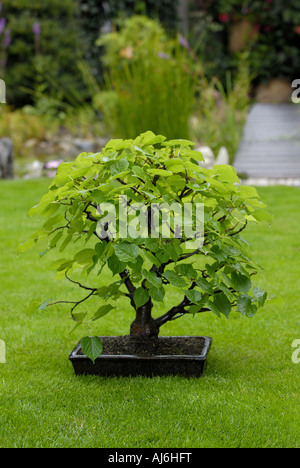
0, 179, 299, 448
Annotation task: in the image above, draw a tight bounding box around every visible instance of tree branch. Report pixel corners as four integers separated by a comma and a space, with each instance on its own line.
119, 270, 136, 310
155, 282, 200, 328
48, 289, 96, 322
64, 270, 97, 292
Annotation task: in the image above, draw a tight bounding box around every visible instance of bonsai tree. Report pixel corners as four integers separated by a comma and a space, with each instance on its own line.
21, 131, 270, 361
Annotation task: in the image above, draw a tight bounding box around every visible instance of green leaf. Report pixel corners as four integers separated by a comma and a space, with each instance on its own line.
166, 242, 182, 262
252, 210, 273, 225
72, 311, 87, 324
237, 295, 257, 317
114, 243, 140, 263
196, 278, 213, 295
69, 312, 88, 334
162, 139, 194, 147
92, 304, 115, 321
56, 260, 74, 272
136, 131, 166, 147
175, 263, 198, 280
147, 169, 172, 177
24, 297, 42, 315
74, 249, 95, 267
134, 145, 154, 157
214, 292, 232, 318
207, 301, 220, 317
134, 287, 150, 309
81, 336, 103, 363
164, 159, 186, 172
167, 175, 186, 192
132, 165, 147, 181
18, 237, 37, 254
92, 189, 106, 204
162, 271, 188, 288
110, 159, 129, 176
213, 165, 240, 184
182, 149, 204, 161
49, 230, 63, 248
252, 287, 268, 307
43, 214, 64, 231
156, 249, 170, 264
142, 269, 162, 289
107, 254, 127, 276
189, 304, 203, 316
185, 289, 202, 304
96, 283, 122, 300
38, 299, 52, 311
210, 245, 227, 263
59, 233, 73, 252
144, 238, 160, 253
230, 272, 252, 293
142, 250, 161, 268
148, 286, 165, 303
95, 242, 107, 260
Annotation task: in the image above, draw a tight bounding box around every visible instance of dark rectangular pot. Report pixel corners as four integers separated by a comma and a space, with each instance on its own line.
69, 336, 212, 378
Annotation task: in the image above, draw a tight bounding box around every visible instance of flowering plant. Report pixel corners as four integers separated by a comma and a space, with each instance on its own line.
96, 16, 199, 140
208, 0, 300, 80
0, 4, 11, 74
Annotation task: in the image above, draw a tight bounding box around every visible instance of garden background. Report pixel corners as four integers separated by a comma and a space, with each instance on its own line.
0, 0, 299, 449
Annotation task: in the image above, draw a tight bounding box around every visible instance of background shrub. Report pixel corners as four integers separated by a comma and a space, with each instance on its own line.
1, 0, 85, 107
79, 0, 180, 84
95, 16, 198, 140
203, 0, 300, 84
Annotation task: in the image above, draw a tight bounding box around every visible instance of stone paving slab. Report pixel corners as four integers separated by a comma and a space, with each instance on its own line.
234, 103, 300, 178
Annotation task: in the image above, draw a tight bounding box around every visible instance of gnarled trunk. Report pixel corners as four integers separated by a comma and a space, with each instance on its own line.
130, 299, 159, 337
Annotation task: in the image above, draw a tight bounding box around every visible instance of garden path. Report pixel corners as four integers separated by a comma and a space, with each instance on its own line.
234, 103, 300, 178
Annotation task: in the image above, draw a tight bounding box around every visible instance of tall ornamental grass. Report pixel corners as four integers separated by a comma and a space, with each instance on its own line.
95, 16, 199, 140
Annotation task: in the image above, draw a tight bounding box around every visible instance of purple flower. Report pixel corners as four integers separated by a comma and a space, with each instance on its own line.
4, 28, 11, 49
158, 51, 170, 60
33, 22, 41, 36
0, 17, 6, 35
179, 34, 190, 49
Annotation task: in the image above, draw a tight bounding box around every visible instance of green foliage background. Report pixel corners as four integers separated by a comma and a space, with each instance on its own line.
1, 0, 179, 108
204, 0, 300, 82
1, 0, 85, 107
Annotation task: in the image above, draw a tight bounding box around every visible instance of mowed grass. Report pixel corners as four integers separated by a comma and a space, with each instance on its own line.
0, 179, 299, 448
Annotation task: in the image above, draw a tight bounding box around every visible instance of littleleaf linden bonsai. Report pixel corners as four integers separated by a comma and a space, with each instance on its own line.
22, 132, 270, 362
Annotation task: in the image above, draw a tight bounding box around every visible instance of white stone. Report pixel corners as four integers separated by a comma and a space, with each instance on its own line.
195, 146, 215, 169
0, 137, 13, 178
216, 146, 230, 165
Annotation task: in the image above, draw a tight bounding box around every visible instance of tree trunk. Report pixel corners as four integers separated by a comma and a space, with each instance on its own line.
130, 299, 159, 337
